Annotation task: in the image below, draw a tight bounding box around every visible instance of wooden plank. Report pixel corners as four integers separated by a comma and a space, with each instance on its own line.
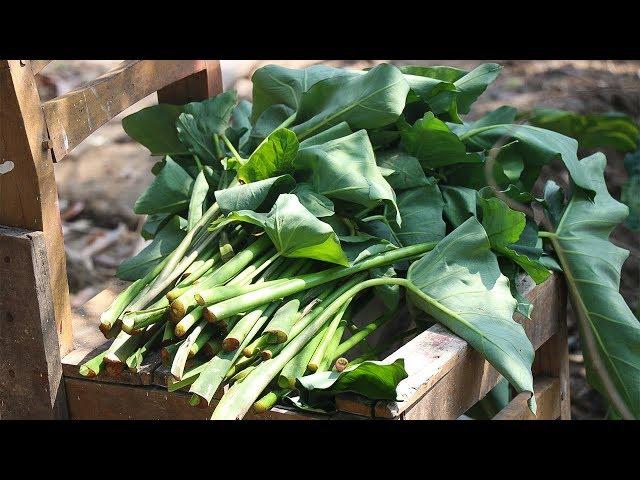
493, 377, 560, 420
62, 278, 164, 385
65, 377, 325, 420
338, 273, 564, 419
0, 227, 67, 419
0, 60, 73, 355
30, 61, 52, 74
42, 60, 209, 161
157, 60, 223, 105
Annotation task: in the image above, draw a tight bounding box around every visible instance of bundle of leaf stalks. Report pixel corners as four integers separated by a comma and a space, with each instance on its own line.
81, 62, 640, 420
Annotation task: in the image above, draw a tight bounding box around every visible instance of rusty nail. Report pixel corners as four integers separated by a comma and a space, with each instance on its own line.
42, 139, 53, 150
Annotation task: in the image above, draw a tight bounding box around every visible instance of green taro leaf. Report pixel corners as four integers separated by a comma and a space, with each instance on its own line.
375, 149, 431, 190
526, 109, 639, 152
478, 194, 551, 284
393, 182, 446, 247
141, 212, 172, 240
229, 194, 349, 266
176, 91, 237, 165
406, 217, 536, 411
242, 104, 295, 155
339, 235, 397, 264
291, 183, 334, 218
399, 65, 464, 120
441, 185, 478, 228
293, 63, 410, 140
552, 152, 640, 418
457, 123, 595, 197
134, 157, 194, 215
229, 100, 253, 151
251, 64, 351, 122
236, 128, 299, 183
543, 179, 566, 228
122, 104, 189, 156
400, 112, 482, 169
298, 122, 352, 149
187, 170, 210, 230
453, 63, 503, 114
117, 216, 187, 281
296, 130, 400, 224
214, 175, 296, 214
297, 359, 408, 402
501, 261, 534, 320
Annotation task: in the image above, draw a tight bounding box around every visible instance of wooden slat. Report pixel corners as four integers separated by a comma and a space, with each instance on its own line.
493, 377, 560, 420
30, 60, 52, 74
0, 227, 67, 419
42, 60, 209, 161
65, 377, 325, 420
158, 60, 223, 105
335, 273, 565, 419
0, 60, 73, 355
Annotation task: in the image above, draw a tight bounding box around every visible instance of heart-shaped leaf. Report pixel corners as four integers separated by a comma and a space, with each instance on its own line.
375, 149, 431, 191
291, 183, 334, 218
214, 175, 295, 214
393, 182, 446, 246
122, 104, 189, 156
134, 157, 194, 215
236, 128, 299, 183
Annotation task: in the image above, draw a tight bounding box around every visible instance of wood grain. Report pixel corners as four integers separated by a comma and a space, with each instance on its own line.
0, 227, 67, 419
493, 377, 560, 420
0, 60, 73, 355
30, 61, 51, 75
157, 60, 223, 105
42, 60, 212, 161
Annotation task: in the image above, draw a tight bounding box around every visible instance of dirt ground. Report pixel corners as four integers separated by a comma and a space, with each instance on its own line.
38, 60, 640, 419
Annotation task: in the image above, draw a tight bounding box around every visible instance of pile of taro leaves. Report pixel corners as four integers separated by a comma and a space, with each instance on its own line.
83, 62, 640, 420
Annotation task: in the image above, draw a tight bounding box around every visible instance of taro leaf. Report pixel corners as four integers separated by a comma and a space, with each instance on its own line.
339, 234, 396, 264
297, 359, 408, 403
457, 123, 595, 197
292, 183, 334, 218
176, 91, 237, 165
375, 149, 430, 190
296, 130, 400, 224
478, 194, 550, 284
229, 100, 253, 151
117, 216, 187, 281
406, 217, 536, 411
543, 179, 566, 228
251, 64, 351, 122
236, 128, 298, 183
501, 260, 534, 320
400, 112, 482, 169
228, 194, 349, 266
187, 170, 210, 231
621, 148, 640, 231
122, 104, 189, 156
449, 106, 519, 150
134, 157, 194, 215
214, 175, 295, 214
441, 185, 478, 228
552, 152, 640, 418
393, 182, 446, 247
358, 217, 401, 247
453, 63, 503, 114
400, 65, 464, 120
242, 104, 295, 156
298, 122, 352, 149
292, 63, 410, 140
141, 212, 172, 240
526, 109, 639, 152
370, 264, 401, 311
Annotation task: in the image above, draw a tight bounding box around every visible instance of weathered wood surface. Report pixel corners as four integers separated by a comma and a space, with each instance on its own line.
0, 60, 73, 355
493, 377, 560, 420
335, 273, 566, 419
157, 60, 223, 105
30, 60, 51, 74
65, 377, 326, 420
42, 60, 215, 161
0, 227, 67, 419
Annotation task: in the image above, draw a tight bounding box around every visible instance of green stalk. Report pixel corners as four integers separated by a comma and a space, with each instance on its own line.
222, 303, 272, 352
189, 326, 215, 358
319, 317, 348, 372
172, 318, 214, 380
225, 248, 279, 286
228, 365, 256, 385
243, 334, 270, 358
121, 295, 170, 334
126, 326, 163, 371
330, 310, 394, 362
170, 235, 272, 319
252, 389, 290, 414
279, 321, 330, 389
350, 327, 419, 364
205, 242, 437, 322
188, 302, 280, 406
308, 300, 351, 373
210, 277, 406, 419
175, 306, 205, 338
162, 320, 176, 346
203, 338, 222, 359
263, 299, 300, 344
161, 339, 184, 366
99, 278, 146, 336
79, 350, 108, 377
180, 246, 215, 281
221, 133, 246, 166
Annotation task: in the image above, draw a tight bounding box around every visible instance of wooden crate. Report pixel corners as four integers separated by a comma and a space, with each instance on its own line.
0, 60, 570, 420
